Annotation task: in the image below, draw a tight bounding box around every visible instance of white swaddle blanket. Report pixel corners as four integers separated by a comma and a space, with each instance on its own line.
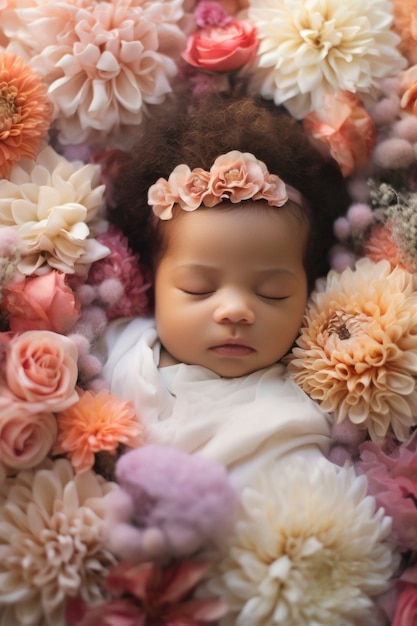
100, 317, 331, 487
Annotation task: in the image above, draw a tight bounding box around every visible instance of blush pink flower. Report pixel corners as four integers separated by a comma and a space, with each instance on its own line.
182, 18, 258, 73
392, 583, 417, 626
355, 434, 417, 552
0, 406, 57, 476
2, 0, 186, 145
66, 559, 227, 626
0, 51, 52, 179
54, 389, 143, 474
286, 258, 417, 443
1, 270, 80, 333
364, 222, 411, 271
303, 91, 377, 176
5, 330, 79, 412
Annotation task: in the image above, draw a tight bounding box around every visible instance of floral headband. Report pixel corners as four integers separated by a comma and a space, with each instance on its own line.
147, 150, 307, 220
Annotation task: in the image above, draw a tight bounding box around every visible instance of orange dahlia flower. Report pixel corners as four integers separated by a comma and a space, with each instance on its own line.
0, 51, 52, 178
54, 389, 144, 474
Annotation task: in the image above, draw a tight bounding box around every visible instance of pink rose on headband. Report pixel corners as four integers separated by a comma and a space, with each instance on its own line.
5, 330, 79, 412
0, 408, 57, 475
303, 91, 376, 176
207, 150, 287, 205
1, 271, 80, 334
182, 20, 258, 73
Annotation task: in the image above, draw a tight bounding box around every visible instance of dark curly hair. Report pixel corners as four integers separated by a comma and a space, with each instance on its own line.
108, 91, 350, 296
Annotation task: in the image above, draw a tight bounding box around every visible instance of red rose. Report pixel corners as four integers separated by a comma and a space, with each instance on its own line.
182, 19, 258, 73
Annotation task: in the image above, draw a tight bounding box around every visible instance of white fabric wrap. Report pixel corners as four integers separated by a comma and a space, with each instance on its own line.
99, 317, 331, 488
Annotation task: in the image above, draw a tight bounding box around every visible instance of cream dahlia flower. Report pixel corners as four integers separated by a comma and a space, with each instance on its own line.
0, 145, 109, 276
2, 0, 186, 145
0, 459, 118, 626
287, 258, 417, 443
247, 0, 407, 119
205, 457, 397, 626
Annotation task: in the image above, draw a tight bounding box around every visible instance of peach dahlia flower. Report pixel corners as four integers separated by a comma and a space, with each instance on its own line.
287, 258, 417, 443
0, 459, 118, 626
2, 0, 186, 145
0, 51, 52, 179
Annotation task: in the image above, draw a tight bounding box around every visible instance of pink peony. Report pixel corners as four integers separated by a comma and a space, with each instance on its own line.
182, 19, 258, 73
303, 91, 377, 176
1, 270, 80, 333
5, 330, 79, 412
0, 406, 57, 476
355, 433, 417, 551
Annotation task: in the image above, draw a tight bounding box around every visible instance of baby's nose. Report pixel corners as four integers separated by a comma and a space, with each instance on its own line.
213, 290, 255, 324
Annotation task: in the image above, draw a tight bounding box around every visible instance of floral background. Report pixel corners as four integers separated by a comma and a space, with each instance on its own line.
1, 0, 417, 624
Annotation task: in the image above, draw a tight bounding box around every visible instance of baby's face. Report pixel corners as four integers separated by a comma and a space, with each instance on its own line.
154, 202, 309, 377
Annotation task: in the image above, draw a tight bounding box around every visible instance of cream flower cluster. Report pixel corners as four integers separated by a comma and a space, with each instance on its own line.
287, 258, 417, 443
2, 0, 186, 145
0, 459, 118, 626
247, 0, 407, 118
0, 146, 109, 276
205, 457, 396, 626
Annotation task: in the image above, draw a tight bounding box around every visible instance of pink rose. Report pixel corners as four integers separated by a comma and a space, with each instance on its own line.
5, 330, 79, 412
0, 407, 57, 474
1, 271, 80, 333
303, 91, 377, 176
182, 19, 258, 73
392, 583, 417, 626
207, 150, 268, 204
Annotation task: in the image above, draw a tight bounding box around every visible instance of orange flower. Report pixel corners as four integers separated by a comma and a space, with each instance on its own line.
0, 51, 52, 178
303, 91, 376, 177
399, 64, 417, 116
392, 0, 417, 65
364, 222, 411, 271
54, 390, 144, 474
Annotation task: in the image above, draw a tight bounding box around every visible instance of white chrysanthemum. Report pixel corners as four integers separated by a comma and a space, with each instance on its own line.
205, 457, 397, 626
0, 459, 118, 626
2, 0, 186, 145
247, 0, 407, 118
0, 146, 109, 276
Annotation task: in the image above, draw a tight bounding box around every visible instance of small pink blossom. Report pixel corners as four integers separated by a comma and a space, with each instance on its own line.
194, 1, 232, 27
355, 433, 417, 551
